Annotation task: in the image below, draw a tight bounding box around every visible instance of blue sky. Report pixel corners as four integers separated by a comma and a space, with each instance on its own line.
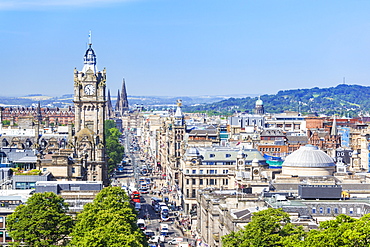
1, 0, 370, 97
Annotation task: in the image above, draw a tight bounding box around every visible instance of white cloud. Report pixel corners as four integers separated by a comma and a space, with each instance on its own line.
0, 0, 134, 10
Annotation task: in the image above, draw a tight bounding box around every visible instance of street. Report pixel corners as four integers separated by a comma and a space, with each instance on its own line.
112, 131, 195, 246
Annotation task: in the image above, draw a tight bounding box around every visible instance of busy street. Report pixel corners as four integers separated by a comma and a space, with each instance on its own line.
111, 131, 196, 247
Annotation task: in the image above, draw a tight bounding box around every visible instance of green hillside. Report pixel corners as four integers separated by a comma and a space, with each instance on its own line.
184, 84, 370, 117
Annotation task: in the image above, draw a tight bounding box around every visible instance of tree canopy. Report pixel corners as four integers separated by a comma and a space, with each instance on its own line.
222, 208, 304, 247
6, 192, 74, 247
105, 120, 125, 173
69, 186, 146, 247
222, 208, 370, 247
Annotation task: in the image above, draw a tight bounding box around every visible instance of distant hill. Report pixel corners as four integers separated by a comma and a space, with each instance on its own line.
184, 84, 370, 117
0, 94, 255, 108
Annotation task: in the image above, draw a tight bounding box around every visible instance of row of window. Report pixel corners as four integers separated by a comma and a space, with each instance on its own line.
312, 207, 361, 215
260, 147, 281, 152
186, 169, 229, 174
209, 153, 232, 158
186, 178, 229, 186
202, 162, 235, 166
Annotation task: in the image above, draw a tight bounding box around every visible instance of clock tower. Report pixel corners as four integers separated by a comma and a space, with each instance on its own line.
72, 38, 108, 183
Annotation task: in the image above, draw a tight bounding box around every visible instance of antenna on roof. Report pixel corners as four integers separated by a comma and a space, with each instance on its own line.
343, 77, 346, 84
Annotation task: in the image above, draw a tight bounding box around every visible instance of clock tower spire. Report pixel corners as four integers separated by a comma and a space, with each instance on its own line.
72, 33, 107, 184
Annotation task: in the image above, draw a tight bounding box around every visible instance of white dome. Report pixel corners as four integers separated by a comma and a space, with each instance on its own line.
283, 145, 335, 168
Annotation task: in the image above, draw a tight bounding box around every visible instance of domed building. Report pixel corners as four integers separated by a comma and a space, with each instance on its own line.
254, 96, 264, 115
282, 145, 335, 177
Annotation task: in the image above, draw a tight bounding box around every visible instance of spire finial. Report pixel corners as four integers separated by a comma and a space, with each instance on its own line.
88, 31, 92, 45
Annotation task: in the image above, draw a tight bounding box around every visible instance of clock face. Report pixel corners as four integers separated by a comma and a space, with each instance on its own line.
84, 84, 95, 95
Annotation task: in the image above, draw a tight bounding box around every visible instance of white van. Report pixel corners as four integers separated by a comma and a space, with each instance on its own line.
168, 237, 183, 245
137, 219, 146, 230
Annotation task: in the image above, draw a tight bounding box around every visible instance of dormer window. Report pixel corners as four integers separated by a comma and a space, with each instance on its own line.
210, 154, 215, 158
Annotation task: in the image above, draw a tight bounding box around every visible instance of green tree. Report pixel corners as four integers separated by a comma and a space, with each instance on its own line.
299, 214, 370, 247
104, 120, 124, 173
222, 208, 304, 247
69, 187, 146, 247
7, 192, 73, 247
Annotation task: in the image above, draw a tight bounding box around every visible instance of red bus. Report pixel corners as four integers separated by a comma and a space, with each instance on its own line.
131, 191, 140, 203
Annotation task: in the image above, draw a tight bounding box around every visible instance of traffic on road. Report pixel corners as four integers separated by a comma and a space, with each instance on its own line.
112, 131, 196, 247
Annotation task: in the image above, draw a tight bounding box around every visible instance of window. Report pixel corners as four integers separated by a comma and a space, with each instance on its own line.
210, 179, 215, 185
225, 154, 231, 158
192, 189, 196, 198
200, 179, 203, 185
312, 208, 316, 214
319, 208, 323, 214
199, 170, 203, 174
209, 170, 217, 174
43, 168, 47, 172
223, 179, 229, 185
186, 179, 189, 185
327, 208, 331, 214
223, 170, 228, 174
5, 232, 11, 241
357, 208, 361, 214
186, 169, 189, 174
342, 208, 346, 214
334, 208, 339, 214
192, 179, 196, 185
72, 167, 76, 173
210, 154, 215, 158
192, 170, 196, 174
349, 208, 353, 214
186, 189, 189, 198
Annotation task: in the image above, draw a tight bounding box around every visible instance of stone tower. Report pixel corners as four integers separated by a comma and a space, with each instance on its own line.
72, 37, 108, 183
120, 78, 129, 112
173, 100, 186, 162
114, 78, 129, 117
106, 89, 114, 119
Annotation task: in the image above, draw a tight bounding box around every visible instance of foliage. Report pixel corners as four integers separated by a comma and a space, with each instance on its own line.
6, 192, 73, 247
104, 120, 124, 173
1, 120, 10, 126
222, 210, 370, 247
12, 169, 41, 175
222, 208, 304, 247
185, 84, 370, 116
295, 214, 370, 247
69, 187, 146, 247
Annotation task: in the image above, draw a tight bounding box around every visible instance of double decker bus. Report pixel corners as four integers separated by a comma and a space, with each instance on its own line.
131, 191, 140, 203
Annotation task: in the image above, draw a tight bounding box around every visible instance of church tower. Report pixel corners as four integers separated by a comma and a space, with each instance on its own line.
114, 78, 129, 117
106, 89, 114, 119
73, 35, 107, 183
120, 78, 129, 112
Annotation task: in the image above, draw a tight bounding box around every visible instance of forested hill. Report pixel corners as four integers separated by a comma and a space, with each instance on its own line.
183, 84, 370, 117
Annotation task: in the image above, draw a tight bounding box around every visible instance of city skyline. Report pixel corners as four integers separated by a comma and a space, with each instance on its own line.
1, 0, 370, 97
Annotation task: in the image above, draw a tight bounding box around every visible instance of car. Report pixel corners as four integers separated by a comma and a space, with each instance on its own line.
148, 235, 165, 243
135, 202, 141, 211
144, 230, 155, 239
